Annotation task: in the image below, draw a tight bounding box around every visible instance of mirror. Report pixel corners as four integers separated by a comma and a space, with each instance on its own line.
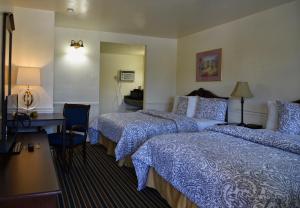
1, 13, 15, 138
2, 13, 14, 98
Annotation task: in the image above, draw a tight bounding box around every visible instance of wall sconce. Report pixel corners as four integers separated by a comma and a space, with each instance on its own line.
70, 40, 84, 49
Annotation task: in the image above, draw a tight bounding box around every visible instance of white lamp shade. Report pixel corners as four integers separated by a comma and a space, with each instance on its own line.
17, 67, 41, 86
231, 81, 253, 98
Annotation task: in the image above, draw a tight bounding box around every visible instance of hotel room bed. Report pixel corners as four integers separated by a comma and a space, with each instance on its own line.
88, 88, 228, 162
90, 110, 209, 160
132, 125, 300, 208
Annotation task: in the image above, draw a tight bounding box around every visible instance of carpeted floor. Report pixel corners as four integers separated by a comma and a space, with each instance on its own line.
53, 144, 171, 208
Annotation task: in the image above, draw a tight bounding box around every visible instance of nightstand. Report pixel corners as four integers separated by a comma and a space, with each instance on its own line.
244, 124, 263, 129
219, 123, 263, 129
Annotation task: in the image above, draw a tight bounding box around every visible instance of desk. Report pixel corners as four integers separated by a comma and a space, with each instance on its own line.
7, 113, 66, 153
0, 133, 61, 208
7, 113, 65, 130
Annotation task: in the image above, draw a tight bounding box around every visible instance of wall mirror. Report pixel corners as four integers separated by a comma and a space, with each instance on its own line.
2, 13, 15, 99
1, 12, 14, 136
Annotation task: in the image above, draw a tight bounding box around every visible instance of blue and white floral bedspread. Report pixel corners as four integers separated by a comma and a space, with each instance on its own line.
132, 126, 300, 208
88, 110, 199, 160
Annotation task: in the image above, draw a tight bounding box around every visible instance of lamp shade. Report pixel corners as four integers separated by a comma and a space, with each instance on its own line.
17, 67, 41, 86
231, 81, 253, 98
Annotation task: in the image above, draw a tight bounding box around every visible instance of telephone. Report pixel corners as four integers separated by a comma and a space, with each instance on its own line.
12, 112, 31, 128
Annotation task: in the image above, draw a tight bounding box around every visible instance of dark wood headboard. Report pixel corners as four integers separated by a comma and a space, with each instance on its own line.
186, 88, 228, 100
186, 88, 229, 122
294, 100, 300, 104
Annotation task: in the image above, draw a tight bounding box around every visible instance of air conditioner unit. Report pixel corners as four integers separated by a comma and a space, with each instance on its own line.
119, 70, 135, 82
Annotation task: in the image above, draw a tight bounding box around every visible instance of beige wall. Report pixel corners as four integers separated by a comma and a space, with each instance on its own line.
0, 5, 13, 13
54, 27, 177, 119
12, 7, 55, 112
177, 1, 300, 125
100, 53, 144, 114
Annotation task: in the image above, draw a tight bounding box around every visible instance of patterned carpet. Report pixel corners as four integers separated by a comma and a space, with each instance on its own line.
53, 144, 170, 208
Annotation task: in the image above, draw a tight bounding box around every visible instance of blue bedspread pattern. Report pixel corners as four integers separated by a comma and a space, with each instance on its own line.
208, 125, 300, 155
89, 110, 198, 160
132, 126, 300, 208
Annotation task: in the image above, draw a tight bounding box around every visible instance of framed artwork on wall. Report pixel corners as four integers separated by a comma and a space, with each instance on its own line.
196, 48, 222, 81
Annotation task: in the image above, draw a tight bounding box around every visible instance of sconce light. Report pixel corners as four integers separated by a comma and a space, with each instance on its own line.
70, 40, 84, 49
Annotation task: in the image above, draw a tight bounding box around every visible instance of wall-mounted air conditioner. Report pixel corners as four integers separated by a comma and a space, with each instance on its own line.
119, 70, 135, 82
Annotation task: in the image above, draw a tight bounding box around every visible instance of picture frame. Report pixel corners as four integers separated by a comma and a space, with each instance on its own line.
196, 48, 222, 81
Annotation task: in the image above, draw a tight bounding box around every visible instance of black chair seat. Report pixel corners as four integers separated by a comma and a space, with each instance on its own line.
48, 133, 86, 147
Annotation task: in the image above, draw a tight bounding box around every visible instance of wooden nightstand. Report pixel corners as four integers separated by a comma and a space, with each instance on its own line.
244, 124, 263, 129
219, 123, 263, 129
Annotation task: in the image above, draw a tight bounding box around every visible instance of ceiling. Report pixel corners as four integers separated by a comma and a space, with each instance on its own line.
100, 42, 145, 56
0, 0, 294, 38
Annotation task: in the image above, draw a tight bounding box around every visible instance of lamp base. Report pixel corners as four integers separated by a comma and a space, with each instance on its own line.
23, 86, 34, 108
18, 87, 39, 111
238, 123, 246, 127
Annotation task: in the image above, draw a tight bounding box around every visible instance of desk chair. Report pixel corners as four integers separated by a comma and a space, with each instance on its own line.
48, 103, 90, 169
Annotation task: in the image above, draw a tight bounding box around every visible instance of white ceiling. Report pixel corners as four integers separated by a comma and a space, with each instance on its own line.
0, 0, 295, 38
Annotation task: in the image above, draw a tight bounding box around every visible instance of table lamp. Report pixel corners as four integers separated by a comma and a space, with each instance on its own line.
231, 81, 253, 126
17, 67, 41, 110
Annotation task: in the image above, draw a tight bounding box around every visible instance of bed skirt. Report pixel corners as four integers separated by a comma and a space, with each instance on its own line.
99, 135, 133, 167
99, 136, 196, 208
147, 168, 197, 208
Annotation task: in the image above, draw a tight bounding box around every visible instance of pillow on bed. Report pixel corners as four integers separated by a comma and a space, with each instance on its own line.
172, 96, 189, 116
186, 96, 198, 117
194, 97, 228, 121
172, 96, 198, 117
278, 103, 300, 135
266, 100, 282, 130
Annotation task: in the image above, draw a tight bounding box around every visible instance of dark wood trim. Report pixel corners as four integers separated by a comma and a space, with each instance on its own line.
186, 88, 228, 100
1, 13, 7, 139
294, 100, 300, 104
2, 13, 15, 95
8, 18, 13, 95
7, 13, 15, 32
0, 133, 61, 207
2, 13, 15, 139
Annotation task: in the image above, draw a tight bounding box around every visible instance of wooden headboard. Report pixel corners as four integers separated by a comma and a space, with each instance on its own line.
187, 88, 228, 100
186, 88, 229, 122
294, 100, 300, 104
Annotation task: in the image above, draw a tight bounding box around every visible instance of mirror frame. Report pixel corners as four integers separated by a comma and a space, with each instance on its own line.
2, 13, 15, 99
1, 12, 15, 137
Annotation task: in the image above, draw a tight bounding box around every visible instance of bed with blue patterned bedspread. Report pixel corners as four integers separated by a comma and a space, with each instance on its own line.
132, 125, 300, 208
88, 110, 219, 160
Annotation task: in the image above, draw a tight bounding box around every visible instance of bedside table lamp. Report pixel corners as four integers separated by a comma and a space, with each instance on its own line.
17, 67, 41, 110
231, 81, 253, 126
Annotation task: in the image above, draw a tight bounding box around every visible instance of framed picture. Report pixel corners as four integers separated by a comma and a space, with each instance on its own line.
196, 48, 222, 81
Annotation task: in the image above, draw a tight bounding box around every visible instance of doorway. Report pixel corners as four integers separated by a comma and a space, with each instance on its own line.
99, 42, 146, 114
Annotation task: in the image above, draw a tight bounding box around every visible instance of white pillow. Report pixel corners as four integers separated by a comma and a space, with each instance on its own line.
173, 96, 188, 116
172, 96, 198, 117
187, 96, 198, 117
172, 96, 181, 113
266, 100, 282, 130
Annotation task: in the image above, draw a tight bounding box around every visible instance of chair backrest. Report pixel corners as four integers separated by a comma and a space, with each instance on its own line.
63, 103, 91, 133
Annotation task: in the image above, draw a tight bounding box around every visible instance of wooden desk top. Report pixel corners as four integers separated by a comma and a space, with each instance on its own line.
0, 133, 61, 200
7, 113, 65, 122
